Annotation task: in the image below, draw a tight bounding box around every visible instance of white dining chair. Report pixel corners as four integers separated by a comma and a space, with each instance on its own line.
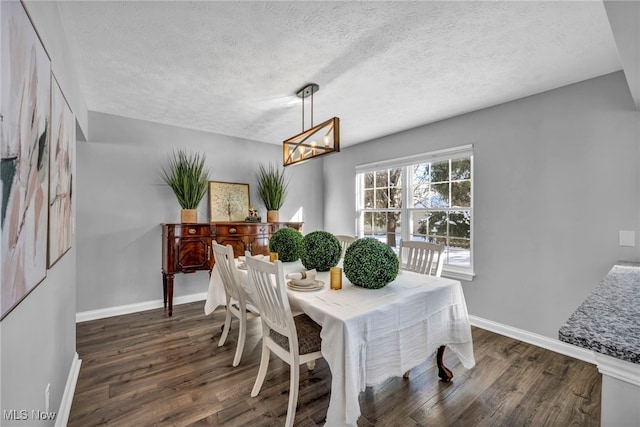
244, 251, 323, 427
335, 235, 357, 259
398, 239, 445, 277
212, 242, 258, 367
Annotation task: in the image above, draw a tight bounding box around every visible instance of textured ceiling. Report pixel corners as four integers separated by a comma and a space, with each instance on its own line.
56, 1, 622, 147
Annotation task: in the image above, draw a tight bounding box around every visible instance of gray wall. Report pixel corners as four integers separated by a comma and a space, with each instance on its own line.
76, 112, 324, 312
324, 71, 640, 339
1, 2, 637, 422
1, 1, 85, 424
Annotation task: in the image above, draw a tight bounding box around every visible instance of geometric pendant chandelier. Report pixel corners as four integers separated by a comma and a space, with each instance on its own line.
283, 83, 340, 166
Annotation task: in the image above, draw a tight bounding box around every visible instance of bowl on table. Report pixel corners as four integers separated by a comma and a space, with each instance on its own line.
290, 277, 316, 287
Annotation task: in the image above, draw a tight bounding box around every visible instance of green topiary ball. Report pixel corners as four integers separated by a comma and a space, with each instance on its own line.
268, 227, 303, 262
343, 238, 399, 289
300, 231, 341, 272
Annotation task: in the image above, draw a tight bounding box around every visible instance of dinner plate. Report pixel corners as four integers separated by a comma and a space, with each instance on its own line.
290, 278, 316, 286
287, 280, 324, 291
237, 262, 247, 270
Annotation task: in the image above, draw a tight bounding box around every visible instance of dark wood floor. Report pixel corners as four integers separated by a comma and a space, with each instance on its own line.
69, 301, 601, 426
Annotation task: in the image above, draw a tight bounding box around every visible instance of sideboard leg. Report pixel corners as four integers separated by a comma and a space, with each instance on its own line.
162, 272, 168, 310
436, 345, 453, 382
166, 274, 175, 316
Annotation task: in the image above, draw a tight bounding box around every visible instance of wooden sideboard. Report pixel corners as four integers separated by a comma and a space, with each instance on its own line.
161, 221, 303, 315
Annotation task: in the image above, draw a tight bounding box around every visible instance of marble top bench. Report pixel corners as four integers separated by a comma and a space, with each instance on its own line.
559, 261, 639, 364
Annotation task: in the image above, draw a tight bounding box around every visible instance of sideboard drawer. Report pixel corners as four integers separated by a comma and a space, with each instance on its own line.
165, 224, 215, 238
215, 223, 268, 236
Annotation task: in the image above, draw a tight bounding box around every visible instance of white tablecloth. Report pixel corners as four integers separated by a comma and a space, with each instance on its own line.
204, 265, 229, 315
205, 260, 475, 427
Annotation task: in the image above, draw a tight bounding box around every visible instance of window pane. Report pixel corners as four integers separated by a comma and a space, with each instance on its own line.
363, 212, 373, 234
412, 184, 429, 208
447, 238, 470, 267
427, 211, 448, 236
451, 181, 471, 207
413, 163, 430, 184
430, 160, 449, 183
389, 168, 402, 187
364, 172, 374, 188
449, 210, 471, 239
389, 186, 402, 208
367, 211, 400, 246
385, 212, 401, 248
429, 183, 449, 208
375, 170, 388, 187
373, 212, 387, 235
451, 158, 471, 180
410, 211, 444, 243
375, 189, 389, 208
364, 189, 374, 208
389, 168, 402, 208
411, 210, 428, 238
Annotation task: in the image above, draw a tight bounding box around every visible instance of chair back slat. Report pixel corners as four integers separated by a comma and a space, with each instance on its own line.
245, 252, 297, 342
399, 239, 445, 276
335, 235, 357, 259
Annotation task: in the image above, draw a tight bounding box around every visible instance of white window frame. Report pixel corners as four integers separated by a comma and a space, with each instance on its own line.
356, 144, 474, 281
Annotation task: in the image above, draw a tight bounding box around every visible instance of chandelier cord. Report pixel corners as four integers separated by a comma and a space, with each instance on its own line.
311, 88, 314, 128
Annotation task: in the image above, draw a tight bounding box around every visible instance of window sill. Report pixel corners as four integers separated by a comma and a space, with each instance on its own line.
442, 267, 475, 282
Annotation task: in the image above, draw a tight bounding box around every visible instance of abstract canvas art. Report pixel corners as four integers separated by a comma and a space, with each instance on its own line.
1, 1, 51, 319
48, 76, 74, 268
209, 181, 250, 222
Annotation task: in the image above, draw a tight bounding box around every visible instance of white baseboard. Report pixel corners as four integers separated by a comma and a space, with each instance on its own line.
594, 353, 640, 386
76, 292, 207, 323
55, 352, 82, 427
469, 315, 596, 365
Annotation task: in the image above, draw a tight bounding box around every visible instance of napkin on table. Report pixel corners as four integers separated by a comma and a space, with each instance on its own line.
286, 269, 317, 280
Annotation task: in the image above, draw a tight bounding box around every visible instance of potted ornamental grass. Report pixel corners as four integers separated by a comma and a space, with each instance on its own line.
162, 149, 210, 223
256, 162, 289, 223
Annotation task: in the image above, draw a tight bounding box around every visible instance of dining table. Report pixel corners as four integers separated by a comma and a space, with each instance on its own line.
204, 257, 476, 427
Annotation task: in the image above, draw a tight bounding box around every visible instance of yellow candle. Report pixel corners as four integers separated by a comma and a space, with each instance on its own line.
269, 252, 278, 262
330, 267, 342, 290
